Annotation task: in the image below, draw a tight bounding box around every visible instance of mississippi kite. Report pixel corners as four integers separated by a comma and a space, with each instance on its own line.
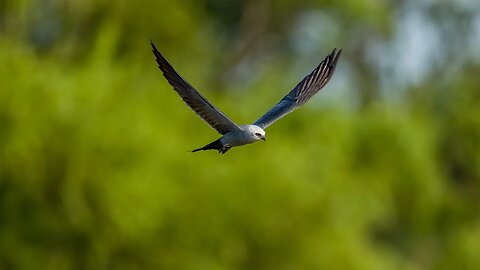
151, 41, 341, 154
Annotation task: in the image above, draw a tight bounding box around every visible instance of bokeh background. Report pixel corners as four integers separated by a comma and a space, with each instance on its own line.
1, 0, 480, 269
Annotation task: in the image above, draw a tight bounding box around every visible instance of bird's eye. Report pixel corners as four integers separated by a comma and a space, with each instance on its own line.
255, 133, 262, 137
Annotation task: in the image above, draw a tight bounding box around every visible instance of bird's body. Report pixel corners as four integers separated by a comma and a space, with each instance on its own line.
193, 125, 266, 153
150, 41, 341, 154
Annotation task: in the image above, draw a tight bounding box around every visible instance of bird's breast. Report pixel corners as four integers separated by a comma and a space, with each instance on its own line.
221, 131, 255, 147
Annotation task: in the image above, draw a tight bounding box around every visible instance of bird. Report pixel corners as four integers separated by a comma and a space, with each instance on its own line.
151, 41, 342, 154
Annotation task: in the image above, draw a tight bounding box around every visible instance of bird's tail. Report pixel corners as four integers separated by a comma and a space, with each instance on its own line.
192, 138, 224, 153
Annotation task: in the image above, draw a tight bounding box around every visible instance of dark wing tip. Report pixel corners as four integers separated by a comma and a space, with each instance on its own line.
150, 39, 156, 52
329, 48, 342, 68
150, 40, 177, 81
327, 48, 341, 64
320, 48, 342, 82
331, 49, 342, 75
323, 48, 342, 85
293, 47, 342, 103
150, 40, 163, 64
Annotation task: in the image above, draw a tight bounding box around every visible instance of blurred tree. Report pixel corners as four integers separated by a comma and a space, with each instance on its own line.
1, 0, 480, 269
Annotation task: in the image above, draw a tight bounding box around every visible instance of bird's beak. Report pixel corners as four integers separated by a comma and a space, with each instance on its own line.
261, 136, 266, 142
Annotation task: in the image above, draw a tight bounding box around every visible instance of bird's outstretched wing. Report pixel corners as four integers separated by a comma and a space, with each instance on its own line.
151, 41, 241, 135
253, 49, 342, 129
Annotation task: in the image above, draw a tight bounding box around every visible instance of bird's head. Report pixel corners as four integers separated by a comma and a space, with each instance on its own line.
248, 125, 266, 142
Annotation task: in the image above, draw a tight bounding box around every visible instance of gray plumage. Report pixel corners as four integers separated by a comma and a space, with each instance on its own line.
151, 42, 240, 135
151, 41, 341, 154
253, 49, 341, 129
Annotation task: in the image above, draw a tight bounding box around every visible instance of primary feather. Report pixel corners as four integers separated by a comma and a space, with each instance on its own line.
151, 41, 241, 135
253, 49, 342, 129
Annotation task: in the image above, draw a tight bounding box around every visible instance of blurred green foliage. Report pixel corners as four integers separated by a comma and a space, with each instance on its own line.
1, 0, 480, 269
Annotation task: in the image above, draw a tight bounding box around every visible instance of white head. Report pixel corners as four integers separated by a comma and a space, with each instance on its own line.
244, 125, 266, 142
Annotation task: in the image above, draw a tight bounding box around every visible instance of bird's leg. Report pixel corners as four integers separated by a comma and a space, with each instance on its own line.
219, 145, 232, 154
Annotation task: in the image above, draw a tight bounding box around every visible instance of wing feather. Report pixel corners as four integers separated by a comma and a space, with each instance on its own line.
151, 42, 240, 135
253, 49, 342, 129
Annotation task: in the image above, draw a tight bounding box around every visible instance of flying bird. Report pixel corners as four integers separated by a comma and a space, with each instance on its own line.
151, 41, 341, 154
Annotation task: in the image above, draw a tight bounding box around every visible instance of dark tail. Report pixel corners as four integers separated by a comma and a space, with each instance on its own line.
192, 138, 231, 154
192, 138, 224, 153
